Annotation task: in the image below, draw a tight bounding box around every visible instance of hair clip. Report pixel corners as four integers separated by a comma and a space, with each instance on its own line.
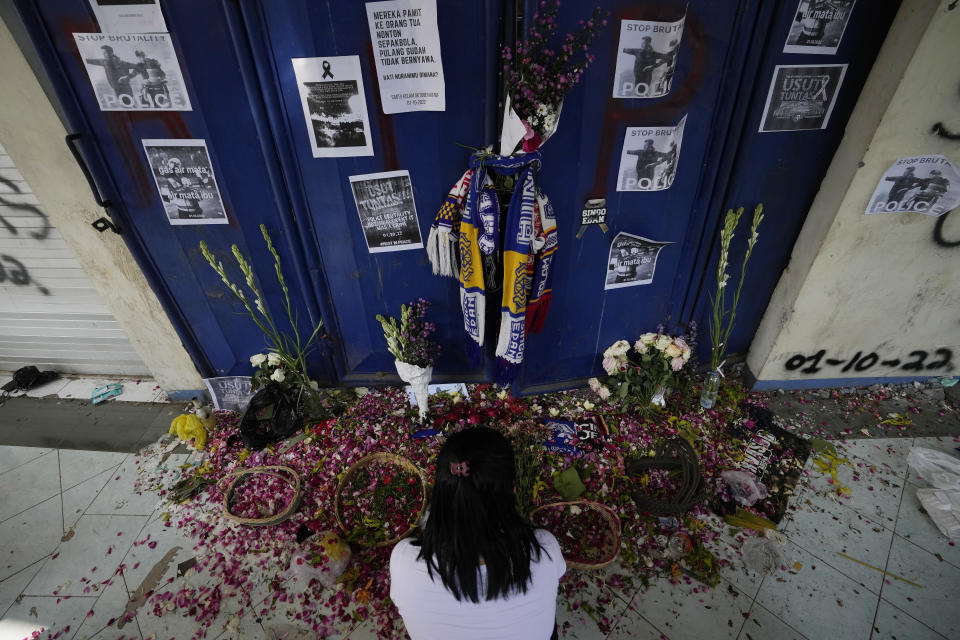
449, 461, 470, 477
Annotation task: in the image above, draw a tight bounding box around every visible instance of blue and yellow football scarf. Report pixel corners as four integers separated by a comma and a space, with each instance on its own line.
426, 151, 558, 384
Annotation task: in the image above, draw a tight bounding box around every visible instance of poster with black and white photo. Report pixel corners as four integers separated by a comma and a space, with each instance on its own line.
783, 0, 856, 55
292, 56, 374, 158
866, 155, 960, 217
604, 232, 670, 290
88, 0, 167, 33
74, 33, 190, 111
616, 115, 686, 192
759, 64, 846, 132
349, 170, 423, 252
612, 16, 684, 99
203, 376, 254, 412
142, 139, 228, 225
365, 0, 445, 114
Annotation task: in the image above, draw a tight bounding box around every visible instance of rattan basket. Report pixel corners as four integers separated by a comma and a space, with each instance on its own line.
334, 452, 428, 548
530, 500, 622, 570
221, 465, 301, 526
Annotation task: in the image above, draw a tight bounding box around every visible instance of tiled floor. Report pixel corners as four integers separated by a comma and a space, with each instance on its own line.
0, 374, 168, 404
0, 436, 958, 640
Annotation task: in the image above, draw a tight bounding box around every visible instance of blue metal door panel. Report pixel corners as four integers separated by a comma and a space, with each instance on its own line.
245, 0, 502, 382
16, 0, 336, 382
685, 0, 901, 363
516, 0, 767, 392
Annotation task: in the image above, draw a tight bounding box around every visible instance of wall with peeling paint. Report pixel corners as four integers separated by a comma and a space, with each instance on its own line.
749, 0, 959, 387
0, 16, 202, 392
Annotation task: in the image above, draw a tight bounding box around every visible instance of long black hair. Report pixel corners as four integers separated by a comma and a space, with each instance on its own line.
416, 427, 544, 603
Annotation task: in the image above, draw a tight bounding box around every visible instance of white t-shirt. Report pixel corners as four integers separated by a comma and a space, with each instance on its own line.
389, 529, 567, 640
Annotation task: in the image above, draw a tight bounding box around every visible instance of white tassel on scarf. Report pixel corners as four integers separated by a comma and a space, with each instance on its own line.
426, 169, 472, 277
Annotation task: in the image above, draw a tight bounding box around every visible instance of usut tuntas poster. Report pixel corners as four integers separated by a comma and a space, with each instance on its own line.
349, 170, 423, 253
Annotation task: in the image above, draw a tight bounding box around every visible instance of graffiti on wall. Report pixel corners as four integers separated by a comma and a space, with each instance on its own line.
784, 348, 955, 375
0, 161, 53, 295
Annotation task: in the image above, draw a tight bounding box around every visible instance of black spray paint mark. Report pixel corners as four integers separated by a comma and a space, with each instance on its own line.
0, 197, 52, 240
931, 122, 960, 140
785, 348, 955, 374
933, 209, 960, 248
0, 254, 50, 295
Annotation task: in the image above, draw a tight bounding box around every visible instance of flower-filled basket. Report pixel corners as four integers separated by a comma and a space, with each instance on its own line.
530, 500, 621, 570
221, 465, 302, 527
334, 452, 428, 548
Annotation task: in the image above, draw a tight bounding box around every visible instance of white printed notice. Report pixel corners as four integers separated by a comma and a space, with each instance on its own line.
365, 0, 445, 114
865, 155, 960, 217
89, 0, 167, 33
292, 56, 374, 158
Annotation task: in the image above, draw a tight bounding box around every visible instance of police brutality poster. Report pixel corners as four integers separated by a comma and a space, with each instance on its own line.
292, 56, 374, 158
616, 115, 686, 192
783, 0, 856, 55
74, 33, 191, 111
605, 232, 670, 290
349, 170, 423, 252
88, 0, 167, 33
759, 64, 846, 132
142, 139, 228, 225
866, 155, 960, 217
612, 16, 684, 99
365, 0, 445, 114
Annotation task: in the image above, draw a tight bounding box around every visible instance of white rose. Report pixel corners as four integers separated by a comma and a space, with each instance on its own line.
603, 340, 631, 358
270, 368, 285, 383
665, 343, 682, 358
588, 377, 601, 392
548, 407, 560, 417
497, 390, 508, 400
654, 335, 671, 351
267, 352, 282, 366
682, 347, 692, 360
633, 340, 648, 354
602, 356, 621, 375
583, 400, 595, 411
597, 385, 611, 401
640, 333, 658, 346
250, 353, 267, 367
355, 387, 370, 397
308, 380, 319, 390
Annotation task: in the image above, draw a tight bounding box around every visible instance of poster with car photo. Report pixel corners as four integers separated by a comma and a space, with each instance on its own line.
616, 115, 686, 192
292, 56, 374, 158
349, 170, 423, 253
783, 0, 856, 55
866, 155, 960, 217
74, 32, 191, 111
142, 139, 228, 225
604, 232, 671, 290
612, 16, 684, 99
759, 64, 847, 132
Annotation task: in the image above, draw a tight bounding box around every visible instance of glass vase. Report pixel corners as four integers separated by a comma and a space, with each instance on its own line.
700, 370, 721, 409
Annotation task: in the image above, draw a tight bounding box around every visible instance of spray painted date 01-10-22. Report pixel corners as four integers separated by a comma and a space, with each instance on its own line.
784, 348, 954, 374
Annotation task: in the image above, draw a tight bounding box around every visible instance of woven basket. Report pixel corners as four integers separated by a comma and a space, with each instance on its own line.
530, 500, 622, 570
334, 452, 427, 548
221, 465, 301, 526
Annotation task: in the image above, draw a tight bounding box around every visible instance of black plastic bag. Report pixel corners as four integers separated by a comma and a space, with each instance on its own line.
238, 384, 300, 450
2, 366, 58, 392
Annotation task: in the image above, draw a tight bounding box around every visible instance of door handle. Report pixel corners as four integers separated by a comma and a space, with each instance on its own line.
65, 133, 121, 234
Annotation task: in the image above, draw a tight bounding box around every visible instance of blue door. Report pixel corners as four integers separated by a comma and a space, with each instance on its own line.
12, 0, 900, 391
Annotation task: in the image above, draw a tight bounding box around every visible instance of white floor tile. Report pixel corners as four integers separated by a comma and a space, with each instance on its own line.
0, 496, 63, 582
0, 560, 45, 620
0, 451, 62, 523
606, 596, 671, 639
557, 572, 631, 639
893, 487, 960, 569
737, 602, 808, 640
0, 593, 95, 640
871, 599, 949, 640
754, 542, 878, 640
62, 467, 118, 533
839, 438, 914, 478
0, 446, 54, 476
22, 376, 71, 398
628, 576, 752, 640
120, 513, 195, 592
879, 535, 960, 639
59, 450, 128, 490
263, 620, 317, 639
25, 514, 148, 597
86, 457, 160, 516
72, 572, 134, 640
782, 490, 894, 593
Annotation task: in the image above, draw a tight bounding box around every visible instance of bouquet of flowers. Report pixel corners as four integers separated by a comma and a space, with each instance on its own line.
376, 299, 440, 419
500, 1, 607, 154
589, 333, 693, 409
200, 225, 324, 414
